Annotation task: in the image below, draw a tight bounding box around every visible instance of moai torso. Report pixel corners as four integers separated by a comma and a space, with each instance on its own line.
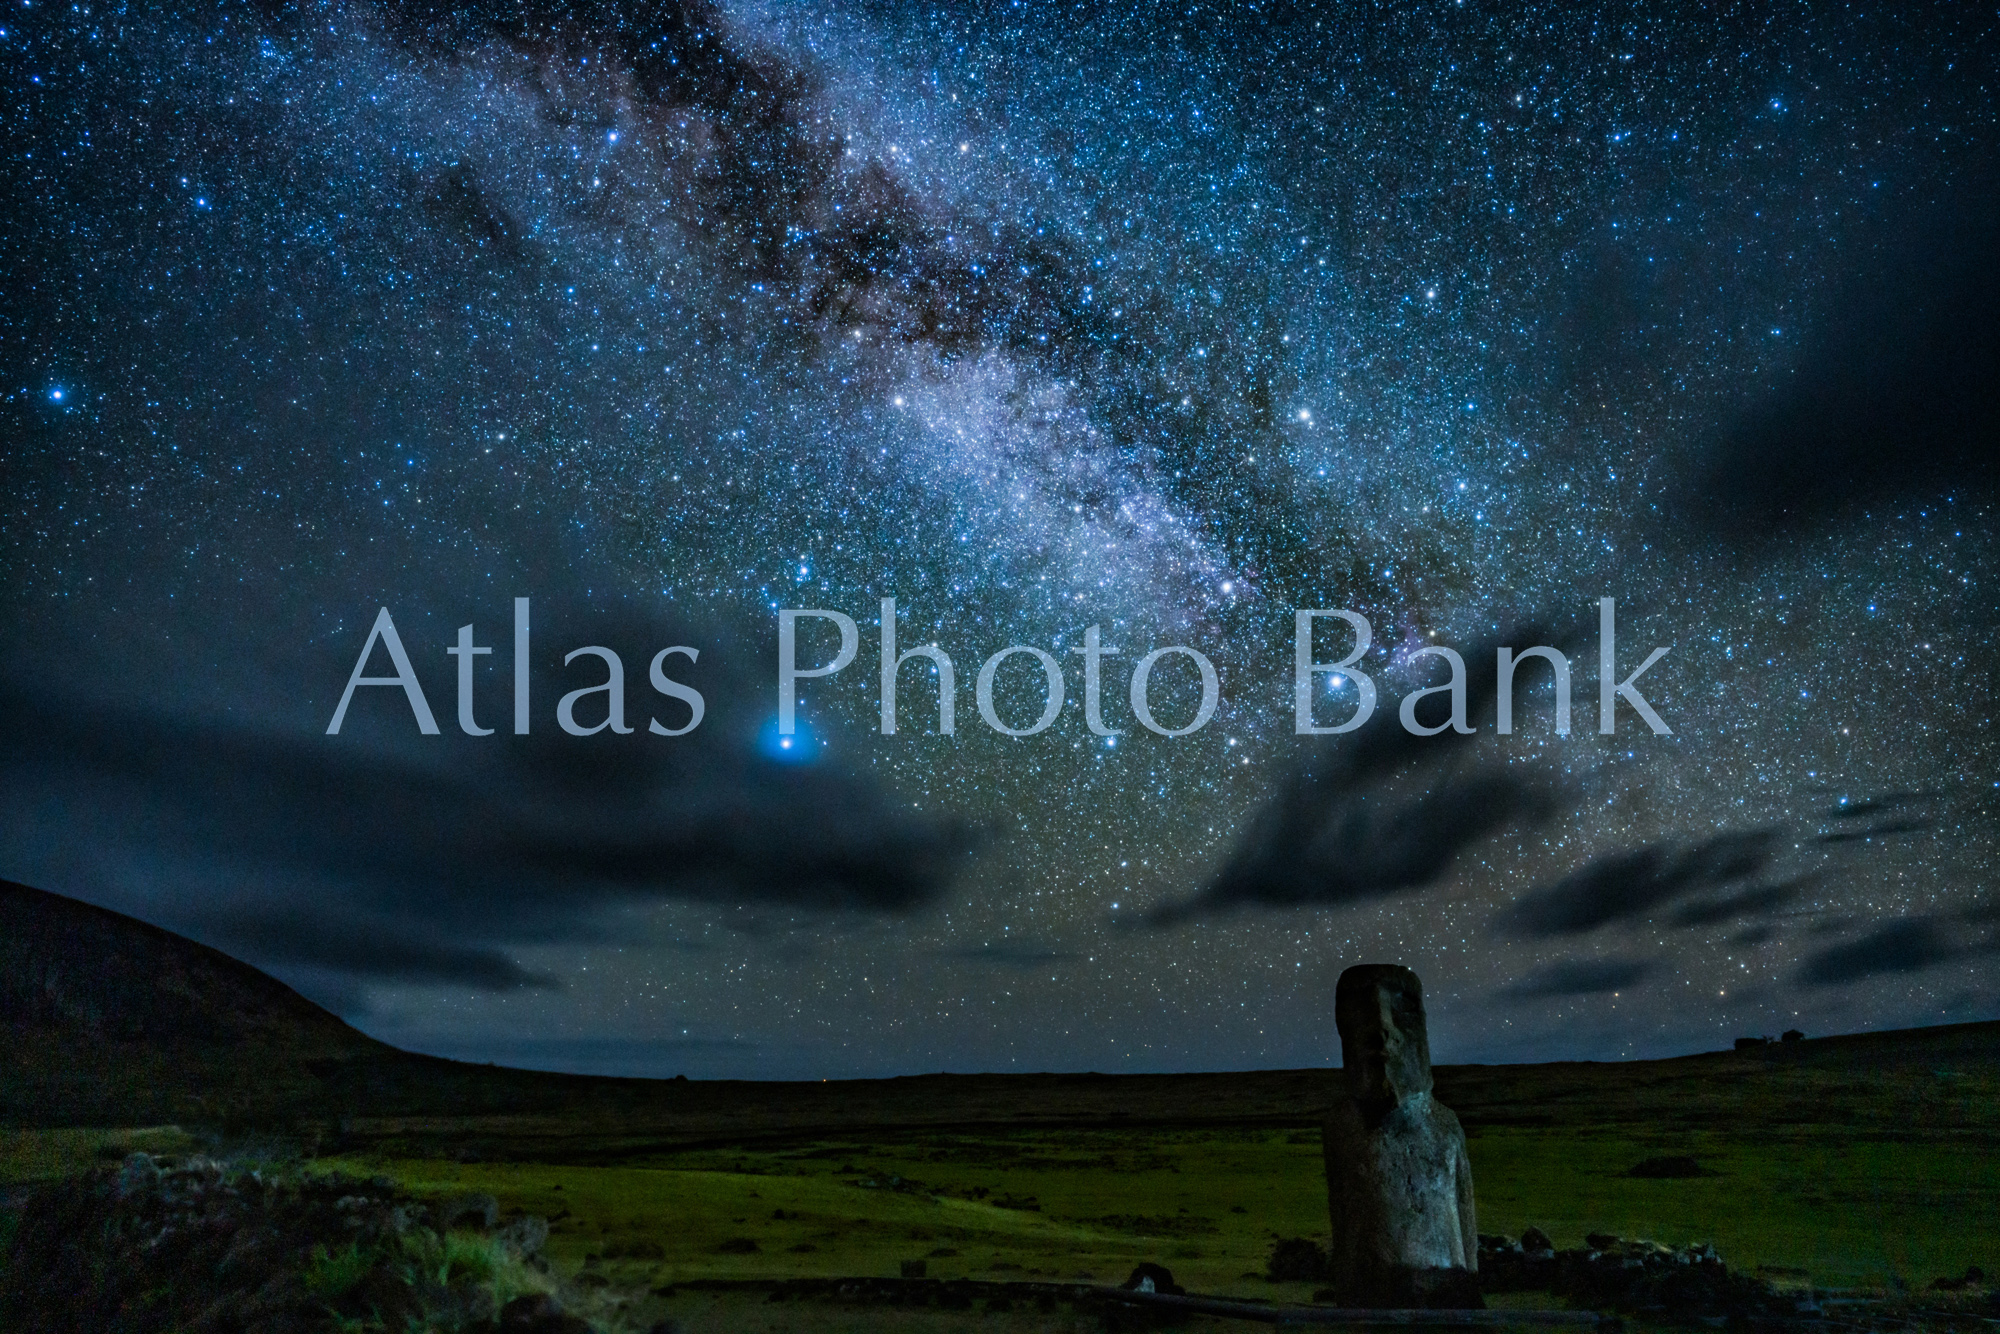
1321, 965, 1480, 1308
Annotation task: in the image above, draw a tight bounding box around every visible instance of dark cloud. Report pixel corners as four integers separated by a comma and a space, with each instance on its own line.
1506, 957, 1652, 998
1817, 821, 1932, 845
1822, 794, 1926, 821
1813, 792, 1936, 845
0, 605, 979, 996
1798, 917, 1960, 986
1797, 904, 2000, 986
1668, 880, 1805, 928
212, 909, 558, 991
1148, 630, 1568, 925
1505, 830, 1786, 936
1684, 191, 2000, 533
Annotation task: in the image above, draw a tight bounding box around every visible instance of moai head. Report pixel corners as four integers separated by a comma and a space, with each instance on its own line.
1335, 964, 1433, 1112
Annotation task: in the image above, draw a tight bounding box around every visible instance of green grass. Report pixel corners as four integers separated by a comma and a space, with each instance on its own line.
317, 1128, 1325, 1299
5, 1119, 1992, 1295
303, 1117, 1995, 1299
1469, 1125, 1995, 1287
302, 1241, 378, 1298
0, 1125, 197, 1181
8, 1026, 1997, 1306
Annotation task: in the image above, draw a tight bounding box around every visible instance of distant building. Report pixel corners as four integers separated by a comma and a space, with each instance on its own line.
1781, 1029, 1804, 1043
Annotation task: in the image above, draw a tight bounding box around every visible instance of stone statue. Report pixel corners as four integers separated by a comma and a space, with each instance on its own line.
1322, 964, 1481, 1308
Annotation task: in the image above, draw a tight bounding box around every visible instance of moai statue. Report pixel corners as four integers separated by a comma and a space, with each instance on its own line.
1322, 964, 1481, 1308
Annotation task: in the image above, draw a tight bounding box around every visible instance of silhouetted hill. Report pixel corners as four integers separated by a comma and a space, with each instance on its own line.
1, 879, 392, 1125
0, 879, 371, 1049
4, 880, 1996, 1154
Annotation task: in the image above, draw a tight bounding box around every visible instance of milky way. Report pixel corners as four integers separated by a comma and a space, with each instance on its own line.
4, 0, 1996, 1078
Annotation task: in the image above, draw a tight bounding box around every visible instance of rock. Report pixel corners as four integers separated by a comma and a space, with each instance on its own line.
1267, 1238, 1331, 1282
1520, 1226, 1554, 1255
1543, 1234, 1777, 1319
1627, 1156, 1704, 1179
1122, 1263, 1184, 1295
114, 1151, 160, 1198
1322, 965, 1481, 1308
533, 1220, 588, 1255
458, 1284, 499, 1325
441, 1192, 500, 1231
0, 1161, 583, 1334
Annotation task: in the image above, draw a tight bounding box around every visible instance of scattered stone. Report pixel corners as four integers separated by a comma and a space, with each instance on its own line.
442, 1191, 501, 1230
0, 1159, 576, 1334
1627, 1155, 1705, 1179
114, 1150, 161, 1198
1477, 1230, 1785, 1320
1122, 1263, 1185, 1295
1267, 1237, 1332, 1282
496, 1213, 550, 1258
715, 1237, 759, 1254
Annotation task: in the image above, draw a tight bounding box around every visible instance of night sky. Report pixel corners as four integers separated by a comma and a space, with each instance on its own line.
4, 0, 1997, 1081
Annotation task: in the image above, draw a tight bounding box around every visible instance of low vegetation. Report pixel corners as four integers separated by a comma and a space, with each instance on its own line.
4, 1108, 1995, 1330
5, 883, 1997, 1329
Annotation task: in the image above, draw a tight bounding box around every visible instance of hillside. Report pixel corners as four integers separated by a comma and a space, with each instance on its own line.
0, 879, 395, 1126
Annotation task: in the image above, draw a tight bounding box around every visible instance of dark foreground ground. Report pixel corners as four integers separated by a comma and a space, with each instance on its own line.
4, 880, 1998, 1330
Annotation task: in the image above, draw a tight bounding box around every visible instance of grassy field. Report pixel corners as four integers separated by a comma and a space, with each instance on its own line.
340, 1123, 1992, 1295
8, 1115, 1987, 1299
5, 1022, 1996, 1327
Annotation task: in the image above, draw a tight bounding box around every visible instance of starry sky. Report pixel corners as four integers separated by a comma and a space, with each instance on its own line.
4, 0, 1997, 1081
